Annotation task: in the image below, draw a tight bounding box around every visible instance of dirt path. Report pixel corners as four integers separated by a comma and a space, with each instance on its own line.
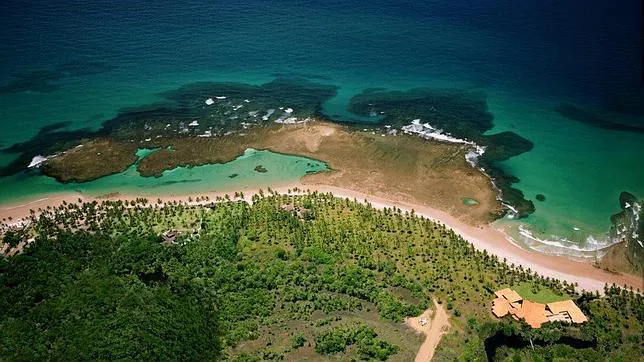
405, 299, 451, 361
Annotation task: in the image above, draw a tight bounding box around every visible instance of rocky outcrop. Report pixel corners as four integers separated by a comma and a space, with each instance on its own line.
609, 192, 643, 272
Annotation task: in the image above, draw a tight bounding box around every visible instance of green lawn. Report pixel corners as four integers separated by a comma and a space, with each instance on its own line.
509, 282, 570, 304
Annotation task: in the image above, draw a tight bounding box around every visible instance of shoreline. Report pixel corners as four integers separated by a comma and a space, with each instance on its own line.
1, 182, 641, 293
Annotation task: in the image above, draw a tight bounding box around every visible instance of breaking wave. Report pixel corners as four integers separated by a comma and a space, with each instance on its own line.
401, 119, 486, 167
506, 223, 621, 259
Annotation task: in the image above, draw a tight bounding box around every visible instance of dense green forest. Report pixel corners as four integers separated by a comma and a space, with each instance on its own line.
1, 191, 642, 361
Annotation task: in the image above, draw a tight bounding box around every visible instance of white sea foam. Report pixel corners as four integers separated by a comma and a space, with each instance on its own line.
274, 116, 311, 125
205, 98, 214, 105
188, 120, 199, 127
28, 155, 47, 168
631, 201, 641, 240
516, 224, 620, 258
215, 96, 226, 100
613, 199, 642, 243
275, 117, 296, 124
401, 119, 486, 168
262, 109, 275, 121
465, 145, 486, 167
402, 119, 472, 145
501, 202, 519, 219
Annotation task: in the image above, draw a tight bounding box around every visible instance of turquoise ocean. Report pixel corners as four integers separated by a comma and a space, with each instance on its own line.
1, 0, 642, 256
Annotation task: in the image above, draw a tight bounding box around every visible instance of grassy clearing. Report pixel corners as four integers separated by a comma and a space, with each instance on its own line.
510, 282, 570, 304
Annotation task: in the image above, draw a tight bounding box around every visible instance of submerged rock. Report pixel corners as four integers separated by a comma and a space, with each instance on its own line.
536, 194, 546, 202
555, 103, 644, 134
254, 165, 267, 173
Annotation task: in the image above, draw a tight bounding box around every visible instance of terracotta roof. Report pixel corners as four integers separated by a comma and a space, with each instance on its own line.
492, 297, 511, 318
515, 300, 548, 328
491, 289, 588, 329
547, 300, 588, 324
494, 288, 523, 303
546, 313, 571, 323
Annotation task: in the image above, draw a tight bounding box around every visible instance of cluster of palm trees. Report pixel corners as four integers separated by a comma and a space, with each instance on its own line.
1, 189, 642, 360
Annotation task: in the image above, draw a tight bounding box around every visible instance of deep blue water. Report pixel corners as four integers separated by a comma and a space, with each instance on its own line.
1, 0, 642, 253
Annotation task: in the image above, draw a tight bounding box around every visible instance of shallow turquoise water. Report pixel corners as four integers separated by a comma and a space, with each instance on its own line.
486, 89, 644, 252
0, 149, 328, 204
0, 0, 642, 253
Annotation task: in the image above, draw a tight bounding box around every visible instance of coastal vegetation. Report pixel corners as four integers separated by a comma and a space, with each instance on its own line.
1, 191, 642, 360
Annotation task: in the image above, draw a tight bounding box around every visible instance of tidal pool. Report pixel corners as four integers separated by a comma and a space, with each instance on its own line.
0, 148, 328, 204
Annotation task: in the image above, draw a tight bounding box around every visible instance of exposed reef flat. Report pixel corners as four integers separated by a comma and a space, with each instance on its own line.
0, 78, 338, 177
43, 122, 503, 225
44, 139, 138, 183
348, 88, 535, 217
1, 79, 535, 221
